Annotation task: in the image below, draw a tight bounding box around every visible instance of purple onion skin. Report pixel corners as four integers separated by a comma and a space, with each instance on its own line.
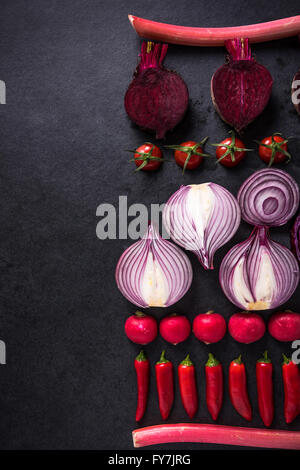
211, 38, 272, 133
291, 214, 300, 263
124, 42, 189, 139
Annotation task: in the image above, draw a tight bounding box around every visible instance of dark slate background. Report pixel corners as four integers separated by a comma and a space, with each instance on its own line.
0, 0, 299, 450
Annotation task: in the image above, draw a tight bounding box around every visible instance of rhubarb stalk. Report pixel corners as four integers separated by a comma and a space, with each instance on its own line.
128, 15, 300, 46
132, 423, 300, 449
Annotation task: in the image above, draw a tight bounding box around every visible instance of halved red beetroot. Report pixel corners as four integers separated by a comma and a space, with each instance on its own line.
211, 38, 272, 133
268, 310, 300, 342
229, 312, 265, 344
125, 42, 189, 139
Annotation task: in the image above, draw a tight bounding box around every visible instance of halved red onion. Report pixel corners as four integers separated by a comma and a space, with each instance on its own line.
237, 168, 299, 227
115, 223, 193, 308
162, 183, 241, 269
219, 226, 299, 311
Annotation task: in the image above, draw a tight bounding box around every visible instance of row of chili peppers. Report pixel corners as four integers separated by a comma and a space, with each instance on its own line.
135, 350, 300, 427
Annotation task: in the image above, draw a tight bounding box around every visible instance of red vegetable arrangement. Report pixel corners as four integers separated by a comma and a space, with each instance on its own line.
211, 38, 272, 133
124, 41, 188, 139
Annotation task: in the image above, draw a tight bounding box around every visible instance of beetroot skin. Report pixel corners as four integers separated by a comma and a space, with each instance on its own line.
211, 38, 272, 133
229, 312, 266, 344
125, 41, 189, 139
125, 311, 157, 345
193, 311, 226, 344
159, 314, 191, 345
268, 311, 300, 342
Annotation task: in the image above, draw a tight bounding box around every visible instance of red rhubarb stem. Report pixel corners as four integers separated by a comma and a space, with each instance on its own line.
132, 423, 300, 449
128, 15, 300, 46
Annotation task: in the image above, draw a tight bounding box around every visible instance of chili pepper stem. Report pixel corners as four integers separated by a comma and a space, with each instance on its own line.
206, 353, 220, 367
233, 354, 242, 364
136, 349, 147, 361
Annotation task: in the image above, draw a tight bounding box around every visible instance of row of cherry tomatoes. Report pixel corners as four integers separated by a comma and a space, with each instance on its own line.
129, 132, 291, 171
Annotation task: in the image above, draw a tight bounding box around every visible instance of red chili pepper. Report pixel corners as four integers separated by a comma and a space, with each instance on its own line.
205, 353, 223, 421
155, 350, 174, 420
134, 350, 150, 422
282, 354, 300, 424
229, 355, 252, 421
256, 350, 274, 427
178, 354, 198, 419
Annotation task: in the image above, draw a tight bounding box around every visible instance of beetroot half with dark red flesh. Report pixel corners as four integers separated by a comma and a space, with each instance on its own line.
124, 41, 189, 139
211, 38, 273, 133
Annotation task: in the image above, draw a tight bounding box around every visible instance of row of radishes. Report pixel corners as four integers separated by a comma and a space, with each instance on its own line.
125, 310, 300, 345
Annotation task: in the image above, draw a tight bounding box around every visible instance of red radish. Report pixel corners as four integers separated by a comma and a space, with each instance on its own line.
124, 41, 189, 139
159, 314, 191, 345
268, 311, 300, 342
193, 311, 226, 344
125, 311, 157, 345
229, 312, 265, 344
211, 38, 272, 133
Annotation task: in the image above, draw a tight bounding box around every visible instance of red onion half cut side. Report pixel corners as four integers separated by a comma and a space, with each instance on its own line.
237, 168, 299, 227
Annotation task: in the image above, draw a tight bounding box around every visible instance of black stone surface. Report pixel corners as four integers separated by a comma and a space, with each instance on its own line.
0, 0, 299, 450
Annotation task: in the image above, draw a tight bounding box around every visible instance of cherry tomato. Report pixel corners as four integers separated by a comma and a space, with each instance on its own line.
214, 131, 252, 167
131, 143, 163, 171
257, 134, 291, 166
165, 138, 209, 173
